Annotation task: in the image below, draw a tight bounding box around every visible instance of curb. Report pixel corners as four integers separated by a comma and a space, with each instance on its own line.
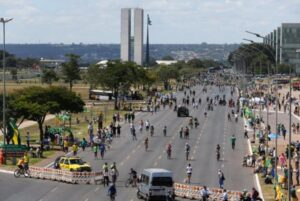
244, 118, 265, 201
0, 169, 14, 175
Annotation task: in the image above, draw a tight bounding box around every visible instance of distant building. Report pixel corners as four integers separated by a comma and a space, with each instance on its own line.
263, 23, 300, 73
121, 8, 131, 62
40, 58, 65, 69
156, 60, 178, 65
120, 8, 144, 65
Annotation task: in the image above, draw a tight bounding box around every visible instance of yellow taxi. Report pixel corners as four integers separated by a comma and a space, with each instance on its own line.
57, 156, 92, 172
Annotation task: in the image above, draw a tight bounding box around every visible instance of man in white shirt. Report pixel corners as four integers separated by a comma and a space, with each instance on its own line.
186, 164, 192, 183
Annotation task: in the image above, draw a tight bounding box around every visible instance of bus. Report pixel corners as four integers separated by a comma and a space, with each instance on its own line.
89, 89, 113, 100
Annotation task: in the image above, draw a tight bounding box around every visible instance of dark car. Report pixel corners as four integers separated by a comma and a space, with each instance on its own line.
177, 106, 189, 117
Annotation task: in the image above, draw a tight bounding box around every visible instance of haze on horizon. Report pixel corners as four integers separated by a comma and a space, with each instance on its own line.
0, 0, 299, 44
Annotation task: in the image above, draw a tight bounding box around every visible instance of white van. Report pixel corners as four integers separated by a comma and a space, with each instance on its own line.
137, 168, 174, 201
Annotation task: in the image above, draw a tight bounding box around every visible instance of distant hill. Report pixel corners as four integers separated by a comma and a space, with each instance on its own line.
6, 43, 239, 63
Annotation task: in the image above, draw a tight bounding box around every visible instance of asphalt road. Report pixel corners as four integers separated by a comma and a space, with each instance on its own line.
0, 85, 255, 201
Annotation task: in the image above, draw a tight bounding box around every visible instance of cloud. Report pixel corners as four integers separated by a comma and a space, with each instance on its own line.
0, 0, 300, 43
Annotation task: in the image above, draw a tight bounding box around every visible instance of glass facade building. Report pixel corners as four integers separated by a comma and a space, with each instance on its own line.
264, 23, 300, 73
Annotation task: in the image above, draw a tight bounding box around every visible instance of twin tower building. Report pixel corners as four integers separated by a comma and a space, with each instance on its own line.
121, 8, 144, 66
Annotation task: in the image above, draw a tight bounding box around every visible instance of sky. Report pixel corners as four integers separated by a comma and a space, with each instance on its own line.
0, 0, 299, 44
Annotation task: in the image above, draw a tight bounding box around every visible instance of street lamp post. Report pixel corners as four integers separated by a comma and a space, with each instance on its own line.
1, 18, 13, 148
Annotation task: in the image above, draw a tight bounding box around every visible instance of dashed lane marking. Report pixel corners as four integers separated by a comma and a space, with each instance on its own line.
94, 187, 100, 192
154, 162, 158, 166
126, 155, 131, 159
51, 187, 57, 192
158, 155, 162, 159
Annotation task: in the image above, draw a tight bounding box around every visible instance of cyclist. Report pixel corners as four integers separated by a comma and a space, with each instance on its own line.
17, 157, 25, 170
144, 137, 149, 151
185, 143, 190, 160
166, 144, 172, 159
186, 164, 192, 183
231, 134, 236, 150
129, 168, 137, 187
23, 151, 29, 170
150, 125, 154, 136
163, 126, 167, 137
107, 183, 117, 201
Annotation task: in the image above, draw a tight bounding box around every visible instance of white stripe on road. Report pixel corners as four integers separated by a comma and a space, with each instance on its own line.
51, 187, 58, 192
94, 187, 100, 192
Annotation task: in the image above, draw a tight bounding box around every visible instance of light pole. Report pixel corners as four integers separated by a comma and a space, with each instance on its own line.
1, 18, 13, 147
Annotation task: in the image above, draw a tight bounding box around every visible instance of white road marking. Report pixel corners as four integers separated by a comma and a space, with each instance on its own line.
132, 149, 136, 153
51, 187, 58, 192
126, 155, 131, 159
39, 199, 44, 201
94, 187, 100, 192
158, 155, 162, 159
154, 162, 158, 166
84, 199, 89, 201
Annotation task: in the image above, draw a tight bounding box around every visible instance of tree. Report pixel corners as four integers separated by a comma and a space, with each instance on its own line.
8, 86, 84, 152
87, 64, 102, 89
96, 61, 141, 110
41, 69, 59, 85
228, 43, 275, 74
277, 64, 295, 74
0, 50, 17, 67
10, 69, 18, 80
187, 58, 204, 68
61, 54, 81, 91
157, 65, 179, 90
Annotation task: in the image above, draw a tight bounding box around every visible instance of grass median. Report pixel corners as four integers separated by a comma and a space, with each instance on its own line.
0, 103, 127, 167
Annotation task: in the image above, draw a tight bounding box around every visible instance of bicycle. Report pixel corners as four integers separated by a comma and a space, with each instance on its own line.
125, 176, 133, 187
14, 167, 31, 178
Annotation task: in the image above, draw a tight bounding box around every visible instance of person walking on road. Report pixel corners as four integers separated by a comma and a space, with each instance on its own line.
131, 125, 137, 141
93, 143, 98, 159
72, 143, 78, 156
107, 183, 117, 201
218, 169, 225, 189
186, 164, 192, 184
163, 125, 167, 137
230, 134, 236, 150
103, 162, 110, 186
